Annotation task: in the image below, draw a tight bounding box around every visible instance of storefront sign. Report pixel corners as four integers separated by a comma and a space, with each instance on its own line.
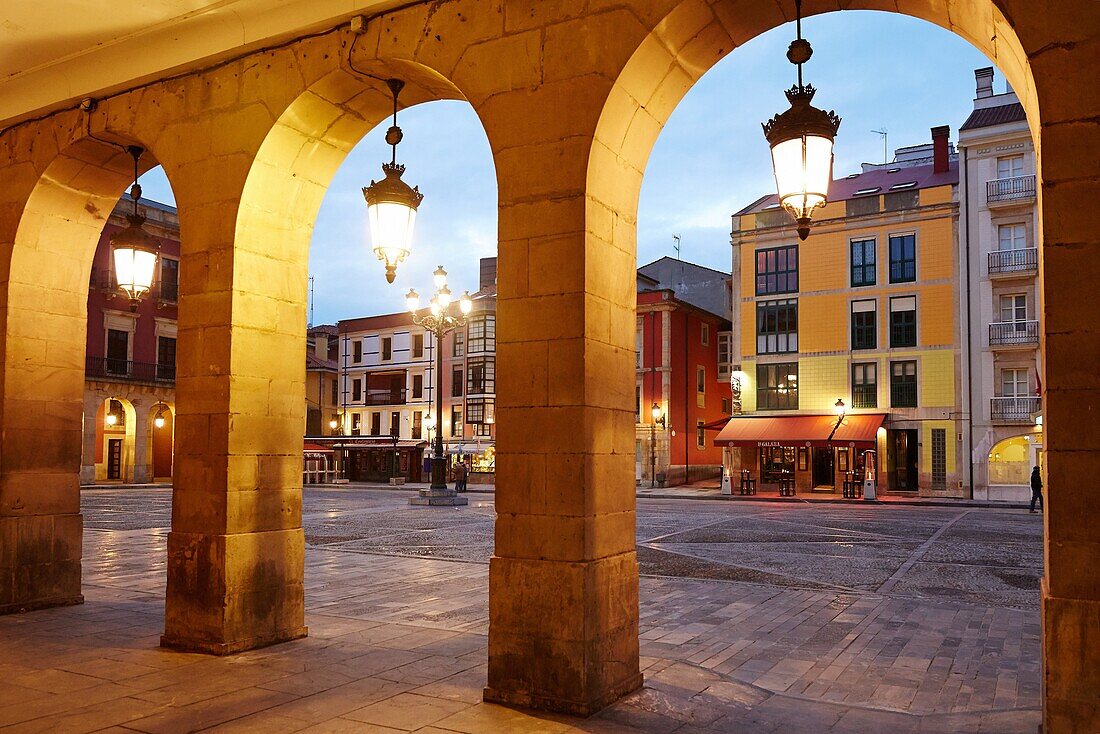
758, 441, 781, 447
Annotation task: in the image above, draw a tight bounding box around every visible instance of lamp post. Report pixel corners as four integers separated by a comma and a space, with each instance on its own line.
762, 0, 841, 241
650, 402, 666, 488
406, 267, 472, 506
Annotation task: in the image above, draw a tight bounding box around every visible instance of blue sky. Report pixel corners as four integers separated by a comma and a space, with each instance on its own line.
137, 10, 996, 326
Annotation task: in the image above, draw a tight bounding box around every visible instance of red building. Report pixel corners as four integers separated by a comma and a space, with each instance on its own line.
81, 196, 179, 484
635, 259, 732, 485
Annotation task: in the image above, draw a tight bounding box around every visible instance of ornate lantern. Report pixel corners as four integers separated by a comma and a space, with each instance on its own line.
110, 146, 159, 311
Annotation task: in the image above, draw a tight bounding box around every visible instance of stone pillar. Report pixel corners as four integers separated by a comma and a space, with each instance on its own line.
132, 401, 150, 484
1036, 37, 1100, 731
481, 74, 641, 714
80, 394, 100, 486
162, 150, 307, 654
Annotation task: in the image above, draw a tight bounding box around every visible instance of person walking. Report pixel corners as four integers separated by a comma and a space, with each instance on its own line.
456, 461, 468, 493
1030, 465, 1043, 513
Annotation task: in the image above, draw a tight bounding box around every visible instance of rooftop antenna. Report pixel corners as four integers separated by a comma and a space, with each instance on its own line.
872, 128, 888, 165
672, 234, 681, 260
308, 276, 315, 328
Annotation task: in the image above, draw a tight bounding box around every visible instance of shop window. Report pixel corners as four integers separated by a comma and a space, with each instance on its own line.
761, 446, 796, 483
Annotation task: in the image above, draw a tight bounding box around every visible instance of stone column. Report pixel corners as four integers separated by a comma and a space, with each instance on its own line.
80, 393, 100, 486
480, 70, 641, 715
161, 146, 307, 654
132, 401, 150, 484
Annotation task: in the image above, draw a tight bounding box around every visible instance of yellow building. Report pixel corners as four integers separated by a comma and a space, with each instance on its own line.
726, 127, 962, 497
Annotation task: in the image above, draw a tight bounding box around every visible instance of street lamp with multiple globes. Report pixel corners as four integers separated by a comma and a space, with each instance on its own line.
406, 266, 472, 506
650, 402, 666, 488
762, 0, 841, 241
363, 79, 424, 284
110, 146, 160, 311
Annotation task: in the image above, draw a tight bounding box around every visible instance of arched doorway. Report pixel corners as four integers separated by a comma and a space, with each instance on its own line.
150, 403, 174, 482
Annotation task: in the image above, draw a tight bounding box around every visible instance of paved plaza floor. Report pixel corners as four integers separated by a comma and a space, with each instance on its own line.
0, 488, 1042, 732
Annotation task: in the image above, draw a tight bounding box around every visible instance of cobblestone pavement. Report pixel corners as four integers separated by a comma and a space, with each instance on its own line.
0, 487, 1041, 733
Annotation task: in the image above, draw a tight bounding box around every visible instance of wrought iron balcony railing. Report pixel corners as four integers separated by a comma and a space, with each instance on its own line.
987, 175, 1036, 204
988, 248, 1038, 276
989, 320, 1039, 347
991, 396, 1041, 423
86, 356, 175, 384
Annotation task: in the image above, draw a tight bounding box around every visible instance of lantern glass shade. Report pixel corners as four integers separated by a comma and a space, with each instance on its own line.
405, 289, 419, 313
363, 163, 423, 284
770, 133, 833, 222
110, 213, 159, 309
105, 413, 117, 426
154, 415, 166, 429
459, 292, 472, 315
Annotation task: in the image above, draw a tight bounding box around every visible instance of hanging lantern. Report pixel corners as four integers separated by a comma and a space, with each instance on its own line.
363, 79, 423, 284
110, 146, 159, 310
762, 0, 841, 241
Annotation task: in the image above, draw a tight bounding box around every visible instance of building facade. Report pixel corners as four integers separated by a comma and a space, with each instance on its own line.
635, 258, 732, 485
726, 127, 964, 497
305, 324, 340, 436
80, 196, 178, 485
958, 67, 1043, 503
329, 258, 498, 482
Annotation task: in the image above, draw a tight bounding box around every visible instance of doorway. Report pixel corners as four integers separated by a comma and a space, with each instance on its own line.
888, 429, 919, 491
106, 439, 123, 480
812, 447, 834, 488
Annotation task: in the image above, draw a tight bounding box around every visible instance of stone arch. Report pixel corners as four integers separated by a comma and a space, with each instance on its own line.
95, 396, 138, 483
149, 401, 175, 482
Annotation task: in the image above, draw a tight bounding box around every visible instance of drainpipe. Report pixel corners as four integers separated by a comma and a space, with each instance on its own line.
684, 308, 690, 485
963, 147, 975, 500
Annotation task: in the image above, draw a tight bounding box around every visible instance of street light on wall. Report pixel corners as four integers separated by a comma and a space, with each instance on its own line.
834, 398, 847, 416
363, 79, 423, 284
110, 146, 159, 311
762, 0, 841, 241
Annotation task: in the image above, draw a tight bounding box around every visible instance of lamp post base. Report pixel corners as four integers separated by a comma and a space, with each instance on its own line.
409, 487, 468, 506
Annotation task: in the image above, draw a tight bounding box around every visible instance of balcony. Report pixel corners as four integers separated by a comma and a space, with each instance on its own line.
988, 248, 1038, 278
852, 383, 878, 409
363, 388, 406, 406
991, 396, 1041, 423
986, 175, 1036, 206
86, 356, 175, 384
989, 320, 1040, 348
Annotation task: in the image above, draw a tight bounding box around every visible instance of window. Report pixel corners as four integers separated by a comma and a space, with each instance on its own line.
636, 385, 642, 422
381, 337, 392, 362
331, 379, 338, 405
467, 356, 495, 394
107, 399, 125, 427
1000, 294, 1027, 323
353, 340, 363, 363
452, 367, 464, 397
411, 411, 423, 440
412, 374, 423, 400
757, 363, 798, 410
1001, 368, 1030, 397
351, 413, 361, 436
721, 397, 732, 414
852, 362, 877, 409
701, 323, 710, 346
389, 412, 400, 436
755, 245, 798, 295
636, 326, 644, 369
997, 155, 1024, 179
889, 234, 916, 283
696, 420, 705, 450
352, 378, 362, 402
696, 365, 706, 408
451, 406, 462, 437
889, 296, 917, 348
453, 331, 465, 357
160, 258, 179, 301
370, 412, 381, 436
931, 428, 946, 490
468, 315, 496, 353
156, 336, 176, 380
998, 223, 1027, 251
757, 299, 798, 354
890, 361, 917, 408
717, 332, 732, 380
467, 398, 495, 436
412, 333, 424, 359
850, 238, 876, 286
106, 328, 129, 374
851, 300, 876, 350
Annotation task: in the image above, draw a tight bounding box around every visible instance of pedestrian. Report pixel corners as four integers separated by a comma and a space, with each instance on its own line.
456, 461, 468, 493
1029, 465, 1043, 513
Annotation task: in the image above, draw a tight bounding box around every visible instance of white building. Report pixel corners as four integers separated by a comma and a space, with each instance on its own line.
958, 66, 1043, 502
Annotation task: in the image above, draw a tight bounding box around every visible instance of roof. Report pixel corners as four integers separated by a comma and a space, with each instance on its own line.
339, 311, 415, 333
306, 353, 337, 371
959, 102, 1028, 131
736, 160, 958, 216
639, 256, 730, 278
308, 324, 337, 336
714, 413, 886, 448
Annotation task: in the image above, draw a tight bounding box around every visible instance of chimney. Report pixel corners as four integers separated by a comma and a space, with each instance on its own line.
479, 257, 497, 291
931, 126, 950, 173
975, 67, 994, 99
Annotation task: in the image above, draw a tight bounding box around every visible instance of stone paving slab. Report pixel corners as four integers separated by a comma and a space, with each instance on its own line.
0, 487, 1040, 732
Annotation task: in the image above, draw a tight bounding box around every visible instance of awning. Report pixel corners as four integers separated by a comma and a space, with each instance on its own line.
715, 414, 886, 448
330, 439, 428, 449
303, 442, 334, 453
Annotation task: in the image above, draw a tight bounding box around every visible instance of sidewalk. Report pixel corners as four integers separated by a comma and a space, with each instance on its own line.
304, 481, 1031, 509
